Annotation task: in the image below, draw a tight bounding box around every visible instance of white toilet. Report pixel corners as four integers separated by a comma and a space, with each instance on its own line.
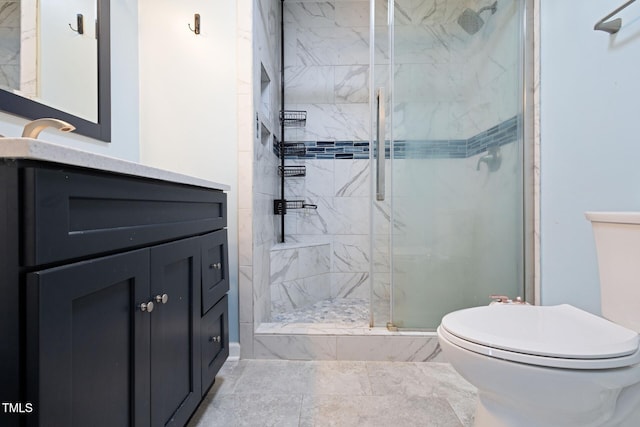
437, 212, 640, 427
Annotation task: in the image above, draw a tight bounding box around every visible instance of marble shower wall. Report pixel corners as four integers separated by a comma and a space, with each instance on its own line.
0, 1, 20, 90
280, 0, 521, 326
253, 0, 282, 328
283, 0, 520, 142
392, 0, 520, 140
270, 242, 332, 316
284, 158, 373, 308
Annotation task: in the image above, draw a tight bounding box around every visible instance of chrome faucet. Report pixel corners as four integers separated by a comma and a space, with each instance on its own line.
22, 118, 76, 139
476, 146, 502, 172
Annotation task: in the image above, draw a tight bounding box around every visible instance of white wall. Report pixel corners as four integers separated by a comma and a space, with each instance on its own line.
540, 1, 640, 314
0, 0, 139, 161
40, 0, 98, 122
138, 0, 239, 341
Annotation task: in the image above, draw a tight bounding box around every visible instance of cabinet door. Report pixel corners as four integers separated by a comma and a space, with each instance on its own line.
201, 230, 229, 314
26, 250, 151, 427
149, 238, 201, 427
201, 295, 229, 395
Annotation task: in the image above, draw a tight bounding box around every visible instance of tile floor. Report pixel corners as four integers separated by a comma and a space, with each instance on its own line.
188, 359, 477, 427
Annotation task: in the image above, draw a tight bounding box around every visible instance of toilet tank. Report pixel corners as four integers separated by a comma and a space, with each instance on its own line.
586, 212, 640, 333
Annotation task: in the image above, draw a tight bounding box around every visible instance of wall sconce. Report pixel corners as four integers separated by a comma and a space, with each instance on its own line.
69, 14, 84, 34
188, 14, 201, 35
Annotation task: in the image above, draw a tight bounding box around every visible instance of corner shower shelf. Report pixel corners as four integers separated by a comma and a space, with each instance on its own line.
274, 199, 318, 215
280, 110, 307, 128
278, 165, 306, 177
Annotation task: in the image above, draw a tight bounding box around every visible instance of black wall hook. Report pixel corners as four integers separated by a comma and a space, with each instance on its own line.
188, 14, 200, 35
69, 14, 84, 34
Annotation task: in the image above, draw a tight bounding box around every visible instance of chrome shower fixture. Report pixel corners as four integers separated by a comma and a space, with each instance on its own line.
457, 1, 498, 35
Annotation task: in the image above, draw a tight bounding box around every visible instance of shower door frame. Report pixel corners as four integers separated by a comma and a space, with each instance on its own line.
368, 0, 537, 330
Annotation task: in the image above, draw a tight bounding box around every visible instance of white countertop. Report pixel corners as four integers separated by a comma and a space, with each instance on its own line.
0, 138, 230, 191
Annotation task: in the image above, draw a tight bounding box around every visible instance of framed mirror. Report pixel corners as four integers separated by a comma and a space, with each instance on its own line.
0, 0, 111, 142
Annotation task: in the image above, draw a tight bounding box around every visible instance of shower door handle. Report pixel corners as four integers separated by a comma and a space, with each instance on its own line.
376, 87, 386, 201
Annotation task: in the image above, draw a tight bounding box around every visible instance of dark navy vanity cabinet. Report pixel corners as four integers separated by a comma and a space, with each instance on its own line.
0, 159, 229, 427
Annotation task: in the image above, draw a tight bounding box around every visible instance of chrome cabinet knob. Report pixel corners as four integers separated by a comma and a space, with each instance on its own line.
209, 335, 221, 343
210, 262, 222, 270
139, 301, 154, 313
155, 293, 169, 304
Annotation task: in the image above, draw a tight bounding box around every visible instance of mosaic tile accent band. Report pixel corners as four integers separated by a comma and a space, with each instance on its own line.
276, 115, 519, 160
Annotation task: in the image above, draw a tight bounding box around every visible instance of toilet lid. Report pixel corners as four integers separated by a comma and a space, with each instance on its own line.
440, 304, 640, 369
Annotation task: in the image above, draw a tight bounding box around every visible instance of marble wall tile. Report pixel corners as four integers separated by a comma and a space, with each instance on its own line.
371, 272, 390, 326
392, 100, 452, 140
284, 1, 336, 29
294, 196, 334, 235
284, 211, 298, 235
285, 65, 335, 104
394, 63, 463, 103
254, 241, 273, 324
295, 26, 370, 66
253, 334, 337, 360
240, 322, 255, 359
283, 26, 298, 68
270, 242, 332, 315
287, 102, 370, 141
335, 1, 369, 28
333, 234, 370, 272
294, 196, 370, 236
270, 275, 333, 315
335, 65, 369, 103
238, 151, 253, 210
270, 247, 299, 283
254, 291, 272, 325
332, 272, 369, 299
332, 197, 370, 234
271, 279, 302, 314
18, 0, 36, 97
253, 194, 277, 246
238, 208, 253, 266
304, 159, 335, 197
298, 244, 331, 276
393, 0, 448, 26
372, 197, 391, 235
372, 234, 390, 273
334, 159, 369, 197
239, 266, 254, 323
0, 1, 19, 90
237, 95, 254, 153
303, 273, 333, 300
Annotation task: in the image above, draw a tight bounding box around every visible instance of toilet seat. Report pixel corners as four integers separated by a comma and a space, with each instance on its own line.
439, 304, 640, 370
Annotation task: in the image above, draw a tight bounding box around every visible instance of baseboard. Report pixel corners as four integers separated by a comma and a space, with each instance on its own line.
228, 341, 241, 361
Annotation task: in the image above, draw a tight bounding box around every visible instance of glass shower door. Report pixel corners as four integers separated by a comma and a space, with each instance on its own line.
377, 0, 525, 329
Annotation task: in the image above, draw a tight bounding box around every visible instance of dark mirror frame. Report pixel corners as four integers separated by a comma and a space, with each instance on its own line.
0, 0, 111, 142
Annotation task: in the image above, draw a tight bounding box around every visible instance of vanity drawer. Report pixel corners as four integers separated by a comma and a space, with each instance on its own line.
201, 230, 229, 314
201, 295, 229, 395
22, 166, 226, 266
